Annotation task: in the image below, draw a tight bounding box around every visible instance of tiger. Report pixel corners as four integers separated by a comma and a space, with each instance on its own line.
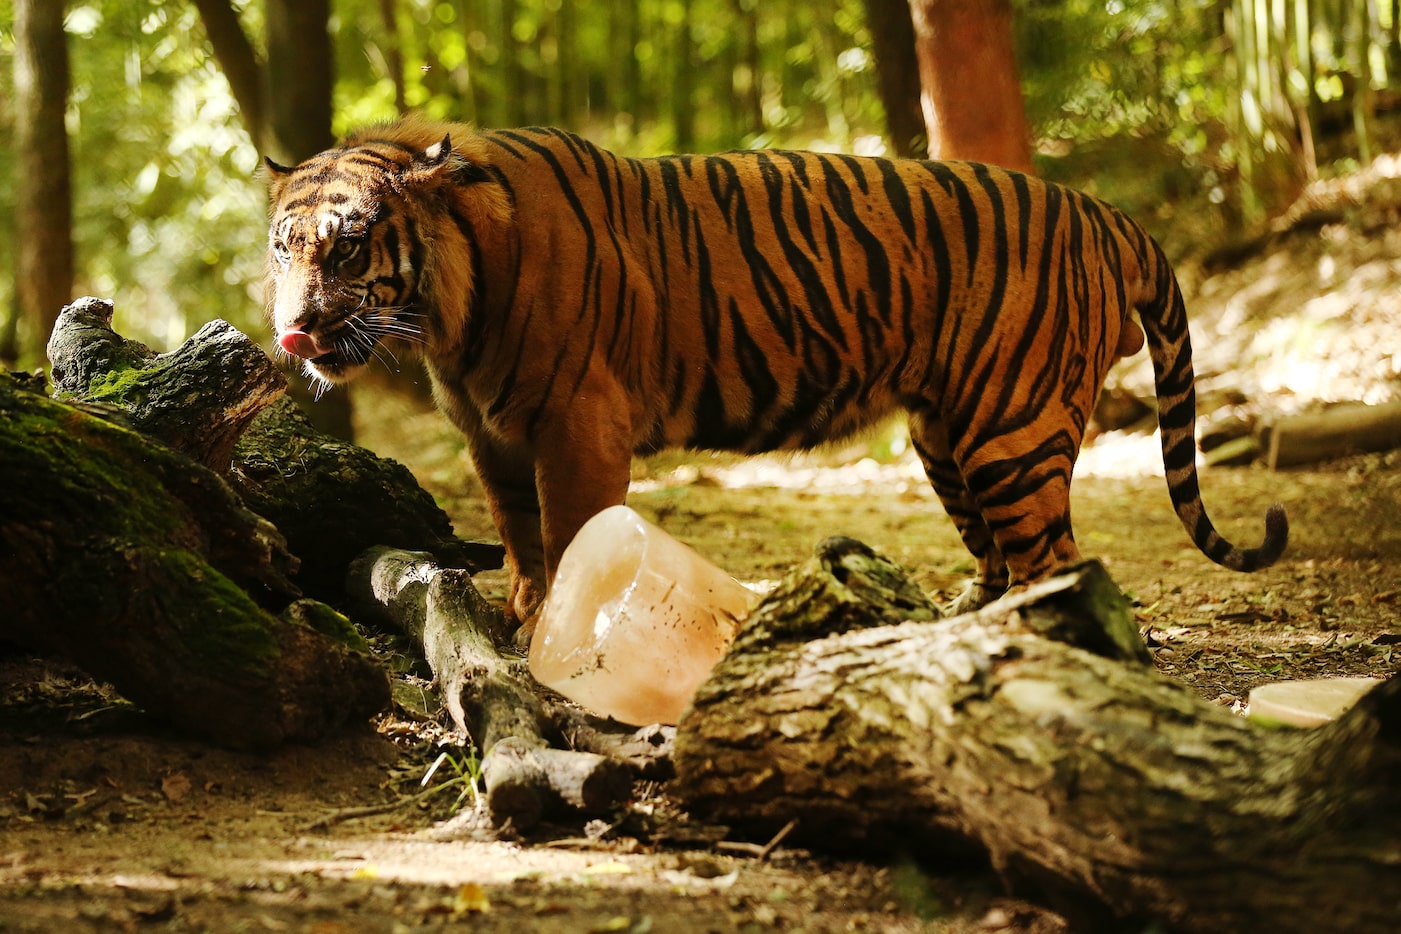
264, 116, 1287, 630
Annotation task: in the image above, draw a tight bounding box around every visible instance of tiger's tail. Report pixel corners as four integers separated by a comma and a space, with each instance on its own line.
1137, 238, 1288, 572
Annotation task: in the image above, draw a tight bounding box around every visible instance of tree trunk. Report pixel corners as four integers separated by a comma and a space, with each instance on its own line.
376, 0, 408, 114
12, 0, 74, 361
262, 0, 353, 439
862, 0, 927, 157
501, 0, 526, 126
264, 0, 335, 165
671, 0, 696, 151
672, 540, 1400, 932
193, 0, 352, 440
731, 0, 764, 139
907, 0, 1034, 173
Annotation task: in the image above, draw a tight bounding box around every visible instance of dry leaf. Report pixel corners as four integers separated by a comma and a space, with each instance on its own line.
452, 882, 491, 914
161, 772, 192, 803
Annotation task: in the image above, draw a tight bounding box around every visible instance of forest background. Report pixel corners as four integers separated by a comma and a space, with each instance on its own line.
3, 0, 1399, 374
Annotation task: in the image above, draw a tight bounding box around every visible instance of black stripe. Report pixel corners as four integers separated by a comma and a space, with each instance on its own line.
877, 157, 918, 245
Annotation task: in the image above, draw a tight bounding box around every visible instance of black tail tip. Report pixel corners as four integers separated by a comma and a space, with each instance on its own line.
1248, 502, 1289, 570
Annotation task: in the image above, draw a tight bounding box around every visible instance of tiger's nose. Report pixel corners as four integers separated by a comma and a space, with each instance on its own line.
278, 328, 323, 359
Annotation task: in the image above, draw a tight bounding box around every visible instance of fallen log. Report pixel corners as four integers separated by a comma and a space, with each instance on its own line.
46, 296, 284, 473
672, 539, 1401, 932
1266, 401, 1401, 468
43, 297, 502, 605
0, 369, 388, 749
232, 398, 503, 603
346, 547, 636, 829
3, 297, 512, 746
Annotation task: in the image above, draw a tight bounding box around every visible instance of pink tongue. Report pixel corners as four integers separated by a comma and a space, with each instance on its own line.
278, 329, 322, 359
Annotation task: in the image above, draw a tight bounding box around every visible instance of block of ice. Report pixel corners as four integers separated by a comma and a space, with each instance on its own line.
528, 505, 752, 725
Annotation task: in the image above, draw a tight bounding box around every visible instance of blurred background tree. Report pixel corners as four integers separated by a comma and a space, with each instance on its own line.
2, 0, 1398, 373
10, 0, 73, 362
909, 0, 1034, 172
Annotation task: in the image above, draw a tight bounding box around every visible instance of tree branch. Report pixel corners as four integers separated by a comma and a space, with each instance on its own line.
191, 0, 267, 154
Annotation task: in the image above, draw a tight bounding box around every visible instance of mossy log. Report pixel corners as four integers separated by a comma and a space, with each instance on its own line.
347, 547, 634, 829
232, 397, 501, 603
3, 297, 508, 747
672, 540, 1401, 933
46, 296, 285, 473
0, 370, 388, 749
44, 296, 502, 605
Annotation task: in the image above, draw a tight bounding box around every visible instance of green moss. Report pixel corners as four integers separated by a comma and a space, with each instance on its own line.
154, 548, 282, 675
283, 599, 371, 653
0, 388, 187, 543
3, 378, 297, 679
83, 364, 150, 405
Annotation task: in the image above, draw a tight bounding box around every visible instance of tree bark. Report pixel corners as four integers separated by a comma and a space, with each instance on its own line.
673, 540, 1400, 932
46, 297, 285, 473
231, 397, 501, 604
862, 0, 927, 157
12, 0, 74, 361
907, 0, 1034, 172
43, 297, 500, 606
0, 370, 388, 750
346, 547, 636, 829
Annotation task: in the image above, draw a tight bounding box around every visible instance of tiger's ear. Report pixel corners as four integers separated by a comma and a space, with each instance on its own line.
263, 156, 294, 202
414, 134, 454, 169
405, 133, 487, 187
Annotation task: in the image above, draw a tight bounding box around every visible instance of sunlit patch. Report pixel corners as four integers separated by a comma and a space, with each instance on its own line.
629, 426, 1169, 498
1075, 430, 1168, 479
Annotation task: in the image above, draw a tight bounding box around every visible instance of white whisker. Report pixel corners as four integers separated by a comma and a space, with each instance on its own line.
371, 342, 402, 371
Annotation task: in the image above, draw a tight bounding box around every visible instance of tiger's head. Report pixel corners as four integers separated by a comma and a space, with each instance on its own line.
263, 123, 507, 387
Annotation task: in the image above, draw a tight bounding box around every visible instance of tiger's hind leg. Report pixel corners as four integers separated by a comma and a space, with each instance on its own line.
935, 404, 1085, 604
908, 410, 1010, 615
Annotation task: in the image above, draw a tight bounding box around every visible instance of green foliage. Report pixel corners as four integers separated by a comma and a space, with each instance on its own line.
1020, 0, 1401, 239
2, 0, 267, 359
1, 0, 887, 362
3, 0, 1399, 361
421, 746, 483, 813
328, 0, 884, 152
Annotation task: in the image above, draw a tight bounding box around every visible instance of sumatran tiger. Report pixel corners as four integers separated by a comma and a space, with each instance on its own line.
264, 117, 1287, 629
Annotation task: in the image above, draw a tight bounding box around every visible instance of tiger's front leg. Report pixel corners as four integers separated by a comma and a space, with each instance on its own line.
520, 373, 634, 640
464, 431, 549, 626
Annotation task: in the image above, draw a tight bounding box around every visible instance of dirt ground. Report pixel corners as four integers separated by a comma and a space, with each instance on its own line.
4, 168, 1401, 931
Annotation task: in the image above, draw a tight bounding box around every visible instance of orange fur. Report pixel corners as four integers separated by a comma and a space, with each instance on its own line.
266, 119, 1287, 625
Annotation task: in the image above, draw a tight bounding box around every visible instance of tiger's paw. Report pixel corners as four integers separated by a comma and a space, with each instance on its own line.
945, 579, 1009, 616
512, 616, 538, 653
506, 577, 546, 651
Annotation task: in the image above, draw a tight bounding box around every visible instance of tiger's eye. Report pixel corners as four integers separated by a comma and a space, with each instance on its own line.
333, 238, 360, 260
